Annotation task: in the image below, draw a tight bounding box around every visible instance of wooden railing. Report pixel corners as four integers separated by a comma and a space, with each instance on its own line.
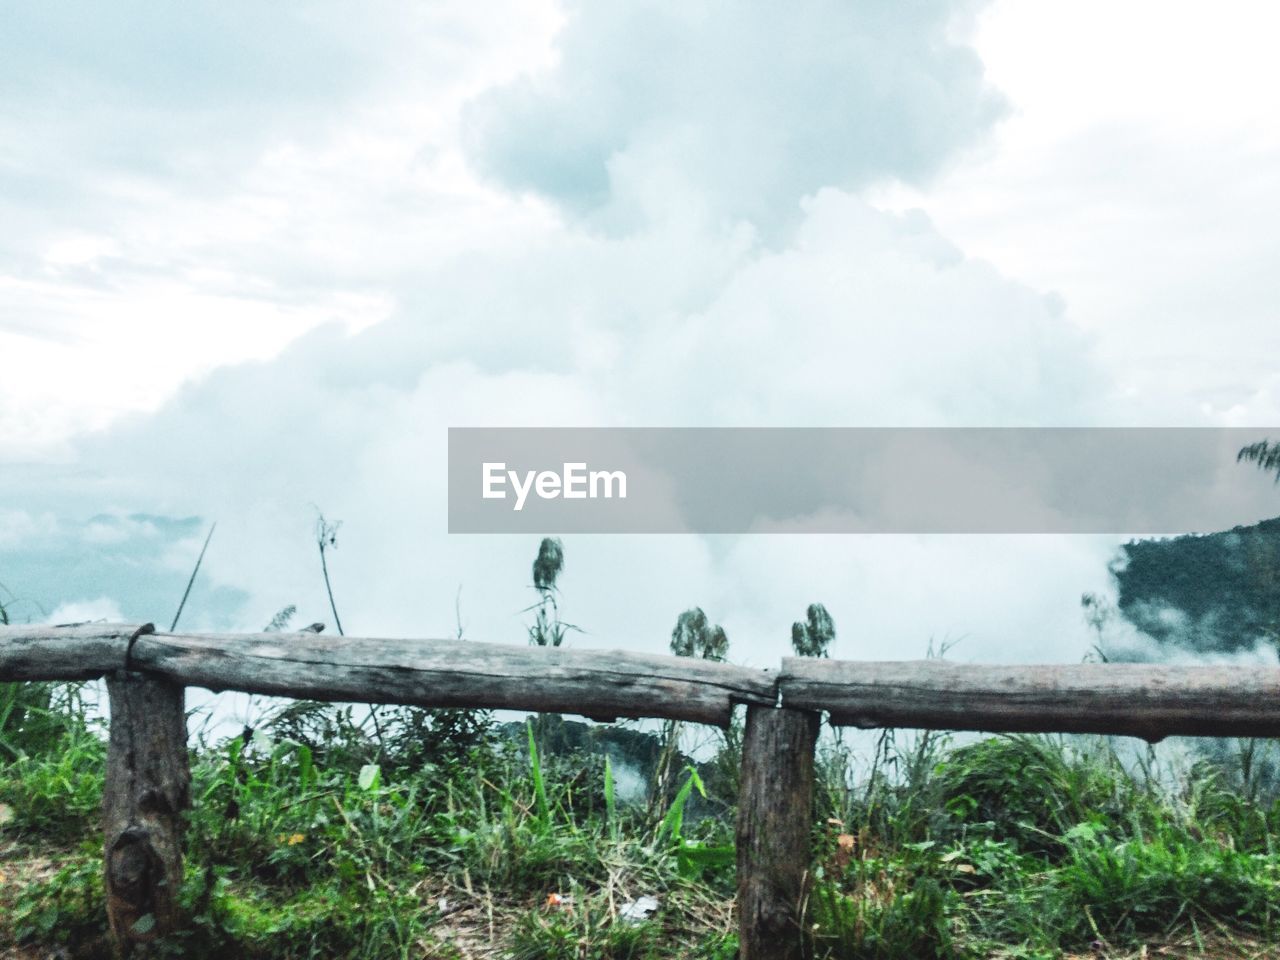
4, 622, 1280, 959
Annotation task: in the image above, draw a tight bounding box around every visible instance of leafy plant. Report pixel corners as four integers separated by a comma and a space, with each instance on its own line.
527, 537, 578, 648
509, 887, 660, 960
263, 604, 297, 632
1238, 439, 1280, 482
653, 608, 730, 820
791, 602, 836, 658
528, 720, 551, 828
669, 608, 728, 662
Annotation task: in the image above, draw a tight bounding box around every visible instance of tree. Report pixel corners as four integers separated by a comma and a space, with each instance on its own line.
1239, 440, 1280, 652
669, 607, 729, 662
651, 607, 730, 819
1238, 440, 1280, 482
791, 602, 835, 658
527, 537, 575, 647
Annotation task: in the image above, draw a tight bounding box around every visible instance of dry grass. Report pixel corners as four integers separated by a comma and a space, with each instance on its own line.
1059, 930, 1280, 960
0, 840, 71, 960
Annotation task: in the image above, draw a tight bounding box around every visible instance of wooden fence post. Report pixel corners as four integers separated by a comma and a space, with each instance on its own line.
103, 671, 191, 955
736, 704, 820, 960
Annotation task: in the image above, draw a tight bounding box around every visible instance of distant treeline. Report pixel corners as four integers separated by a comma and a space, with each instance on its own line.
1113, 516, 1280, 655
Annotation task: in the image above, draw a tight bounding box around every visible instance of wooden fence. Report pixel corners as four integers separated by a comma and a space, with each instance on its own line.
4, 622, 1280, 959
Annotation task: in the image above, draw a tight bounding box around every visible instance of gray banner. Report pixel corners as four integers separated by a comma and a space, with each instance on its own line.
448, 428, 1280, 534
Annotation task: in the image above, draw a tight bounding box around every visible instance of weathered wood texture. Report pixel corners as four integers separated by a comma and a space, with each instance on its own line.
781, 658, 1280, 740
130, 632, 776, 727
10, 623, 1280, 739
103, 672, 191, 954
737, 706, 819, 960
0, 623, 148, 681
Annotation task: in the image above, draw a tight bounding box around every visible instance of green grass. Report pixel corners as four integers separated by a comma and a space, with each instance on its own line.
1, 687, 1279, 958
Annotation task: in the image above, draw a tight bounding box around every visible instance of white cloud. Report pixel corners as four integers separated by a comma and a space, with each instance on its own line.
2, 181, 1111, 664
0, 0, 563, 453
46, 597, 125, 626
869, 0, 1280, 421
465, 0, 1005, 235
0, 510, 58, 550
4, 0, 1271, 680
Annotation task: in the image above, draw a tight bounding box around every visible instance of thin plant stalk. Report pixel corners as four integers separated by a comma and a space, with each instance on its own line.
315, 513, 383, 754
318, 535, 344, 638
170, 522, 216, 632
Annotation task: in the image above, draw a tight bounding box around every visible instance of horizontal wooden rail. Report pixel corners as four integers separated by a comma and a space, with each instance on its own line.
8, 624, 1280, 740
133, 629, 778, 726
780, 657, 1280, 741
0, 623, 776, 727
0, 622, 150, 680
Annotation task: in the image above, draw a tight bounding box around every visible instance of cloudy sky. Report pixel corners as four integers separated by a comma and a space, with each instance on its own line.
2, 0, 1279, 673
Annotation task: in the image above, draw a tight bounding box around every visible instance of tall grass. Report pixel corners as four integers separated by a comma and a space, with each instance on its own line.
2, 687, 1277, 958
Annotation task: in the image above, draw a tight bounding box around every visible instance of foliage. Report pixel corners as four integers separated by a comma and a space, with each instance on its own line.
1089, 440, 1280, 660
670, 608, 728, 662
1111, 518, 1280, 657
653, 608, 730, 822
4, 690, 1277, 958
528, 537, 577, 648
0, 686, 105, 840
532, 537, 566, 593
929, 735, 1122, 855
314, 510, 345, 637
509, 891, 661, 960
265, 698, 493, 774
264, 604, 298, 632
792, 602, 836, 658
1239, 439, 1280, 483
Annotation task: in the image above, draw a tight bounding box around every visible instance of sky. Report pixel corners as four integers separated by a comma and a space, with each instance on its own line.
2, 0, 1280, 679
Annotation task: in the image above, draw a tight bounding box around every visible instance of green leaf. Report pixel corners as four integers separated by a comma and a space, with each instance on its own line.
603, 755, 617, 837
527, 721, 550, 827
677, 841, 735, 879
657, 766, 705, 846
131, 913, 156, 935
678, 842, 735, 866
1064, 821, 1102, 844
358, 763, 381, 792
296, 743, 315, 790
